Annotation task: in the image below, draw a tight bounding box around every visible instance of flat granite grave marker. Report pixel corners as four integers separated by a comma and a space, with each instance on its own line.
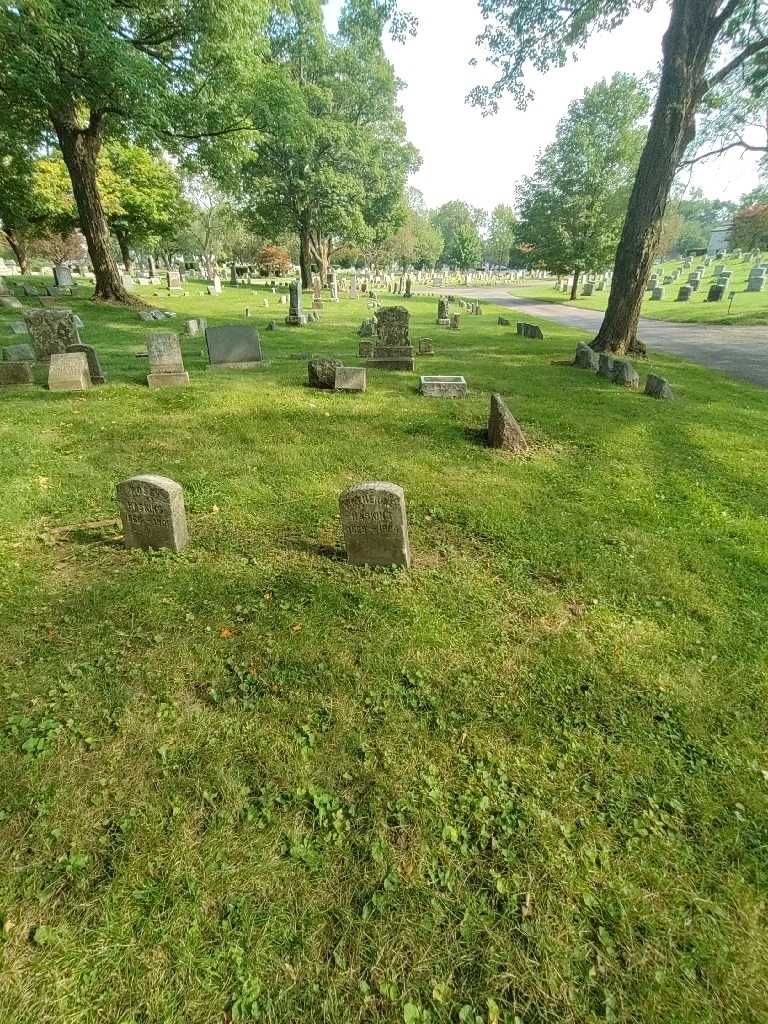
334, 366, 367, 393
147, 333, 189, 388
66, 343, 106, 384
117, 475, 189, 552
487, 393, 528, 452
48, 351, 91, 391
0, 361, 34, 386
3, 343, 35, 362
339, 481, 411, 568
420, 375, 467, 398
205, 325, 266, 369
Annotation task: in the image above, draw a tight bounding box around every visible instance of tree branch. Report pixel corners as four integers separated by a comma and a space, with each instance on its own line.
681, 137, 768, 165
704, 36, 768, 94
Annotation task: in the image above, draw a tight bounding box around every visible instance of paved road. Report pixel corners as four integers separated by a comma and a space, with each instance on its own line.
432, 287, 768, 388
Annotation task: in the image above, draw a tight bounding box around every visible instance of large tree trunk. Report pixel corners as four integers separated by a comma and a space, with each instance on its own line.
570, 268, 580, 301
299, 229, 313, 289
593, 0, 722, 354
4, 229, 29, 274
54, 112, 129, 303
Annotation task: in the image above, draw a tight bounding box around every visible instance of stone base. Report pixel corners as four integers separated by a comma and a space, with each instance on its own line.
49, 378, 89, 392
285, 315, 308, 326
207, 361, 271, 370
437, 318, 450, 326
148, 371, 190, 389
368, 358, 415, 371
420, 375, 467, 398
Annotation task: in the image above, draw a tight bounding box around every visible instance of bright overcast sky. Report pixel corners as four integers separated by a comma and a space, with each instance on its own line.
325, 0, 762, 211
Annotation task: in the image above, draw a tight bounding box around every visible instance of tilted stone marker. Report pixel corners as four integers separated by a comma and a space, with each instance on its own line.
370, 306, 415, 370
645, 374, 673, 400
612, 358, 640, 390
677, 285, 693, 302
339, 482, 411, 568
285, 280, 308, 326
48, 351, 91, 391
573, 342, 598, 370
117, 475, 189, 552
205, 325, 267, 369
498, 316, 511, 327
334, 366, 367, 393
707, 283, 726, 302
420, 375, 467, 398
0, 361, 34, 386
53, 265, 74, 288
3, 343, 35, 362
24, 309, 80, 361
598, 353, 615, 379
9, 321, 29, 335
487, 393, 527, 452
66, 343, 106, 384
21, 284, 40, 297
147, 333, 189, 388
517, 322, 544, 340
0, 296, 23, 311
308, 358, 343, 389
186, 318, 207, 336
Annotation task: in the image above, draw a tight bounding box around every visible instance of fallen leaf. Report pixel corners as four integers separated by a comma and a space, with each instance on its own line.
289, 623, 302, 633
219, 628, 236, 639
3, 920, 14, 934
521, 893, 535, 919
263, 592, 273, 601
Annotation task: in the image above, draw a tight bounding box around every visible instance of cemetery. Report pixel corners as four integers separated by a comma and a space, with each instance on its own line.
2, 0, 768, 1020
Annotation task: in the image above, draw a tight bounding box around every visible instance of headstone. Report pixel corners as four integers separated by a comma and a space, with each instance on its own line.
334, 366, 366, 393
0, 361, 33, 386
24, 309, 80, 361
369, 306, 414, 370
147, 333, 189, 388
707, 284, 725, 302
308, 358, 343, 389
211, 274, 222, 295
339, 482, 411, 568
598, 353, 615, 379
358, 318, 377, 338
285, 280, 308, 326
450, 313, 460, 330
746, 273, 765, 292
3, 343, 35, 362
612, 359, 640, 389
65, 343, 106, 384
38, 295, 59, 307
582, 282, 594, 296
359, 340, 374, 358
677, 285, 692, 302
573, 342, 598, 370
21, 284, 39, 297
651, 287, 665, 300
405, 276, 412, 299
330, 272, 339, 303
205, 325, 266, 369
418, 338, 434, 355
645, 374, 673, 399
53, 266, 74, 288
419, 375, 467, 399
117, 475, 189, 552
266, 321, 277, 331
47, 351, 91, 391
437, 298, 450, 325
186, 318, 207, 336
498, 316, 511, 327
487, 393, 527, 453
0, 297, 23, 310
517, 322, 544, 340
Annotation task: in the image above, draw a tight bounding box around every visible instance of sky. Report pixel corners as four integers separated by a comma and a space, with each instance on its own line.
325, 0, 763, 212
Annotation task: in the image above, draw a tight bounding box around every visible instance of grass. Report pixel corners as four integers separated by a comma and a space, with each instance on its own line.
1, 276, 768, 1024
511, 253, 768, 325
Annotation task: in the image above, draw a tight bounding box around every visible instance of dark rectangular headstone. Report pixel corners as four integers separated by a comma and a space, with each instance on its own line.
205, 325, 266, 368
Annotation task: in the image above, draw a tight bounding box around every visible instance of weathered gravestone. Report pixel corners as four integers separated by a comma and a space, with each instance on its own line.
358, 341, 374, 358
308, 358, 343, 389
0, 361, 34, 386
645, 374, 673, 400
21, 284, 39, 297
48, 351, 91, 391
53, 265, 74, 288
117, 475, 189, 552
205, 325, 266, 369
450, 313, 461, 330
418, 338, 434, 355
498, 316, 511, 327
405, 276, 413, 299
285, 280, 308, 326
185, 318, 207, 337
707, 283, 726, 302
437, 298, 450, 326
487, 393, 528, 452
651, 287, 665, 300
582, 282, 594, 296
370, 306, 414, 370
359, 318, 377, 338
334, 366, 367, 393
598, 353, 615, 379
677, 285, 693, 302
166, 270, 182, 290
339, 482, 411, 567
147, 333, 189, 388
66, 343, 106, 384
517, 322, 544, 340
612, 359, 640, 389
8, 322, 29, 335
3, 343, 35, 362
573, 342, 598, 370
419, 375, 467, 399
24, 309, 80, 361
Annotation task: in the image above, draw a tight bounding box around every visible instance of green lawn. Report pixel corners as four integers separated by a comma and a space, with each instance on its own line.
513, 253, 768, 325
1, 278, 768, 1024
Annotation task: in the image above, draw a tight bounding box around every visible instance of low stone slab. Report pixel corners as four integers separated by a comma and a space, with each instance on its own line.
205, 325, 266, 368
0, 361, 33, 385
645, 374, 673, 400
612, 358, 640, 389
339, 481, 411, 567
66, 343, 106, 384
48, 351, 91, 391
308, 358, 343, 389
420, 375, 467, 398
368, 356, 415, 371
0, 297, 23, 310
487, 393, 527, 452
117, 474, 189, 552
9, 322, 29, 335
517, 322, 544, 340
573, 342, 598, 370
334, 366, 366, 393
3, 343, 35, 362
